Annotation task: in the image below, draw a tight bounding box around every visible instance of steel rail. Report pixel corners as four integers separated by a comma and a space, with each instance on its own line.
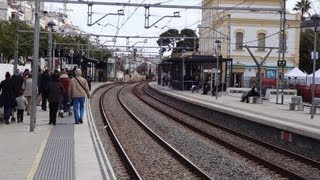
143, 84, 320, 169
99, 84, 142, 180
118, 83, 212, 180
137, 83, 317, 179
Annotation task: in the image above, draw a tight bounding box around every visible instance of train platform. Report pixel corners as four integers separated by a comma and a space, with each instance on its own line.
149, 82, 320, 141
0, 83, 115, 180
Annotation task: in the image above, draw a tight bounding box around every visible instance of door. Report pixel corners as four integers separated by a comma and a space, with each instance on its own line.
234, 73, 243, 87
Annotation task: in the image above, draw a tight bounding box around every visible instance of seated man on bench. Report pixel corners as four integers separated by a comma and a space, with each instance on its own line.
241, 86, 260, 103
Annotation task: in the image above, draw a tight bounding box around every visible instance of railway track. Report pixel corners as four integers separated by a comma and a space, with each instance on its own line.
99, 83, 211, 179
131, 82, 320, 179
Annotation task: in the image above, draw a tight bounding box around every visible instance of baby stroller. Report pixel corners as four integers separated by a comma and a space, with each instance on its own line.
59, 96, 72, 118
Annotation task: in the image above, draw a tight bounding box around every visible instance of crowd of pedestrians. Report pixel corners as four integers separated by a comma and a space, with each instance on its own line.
0, 67, 91, 125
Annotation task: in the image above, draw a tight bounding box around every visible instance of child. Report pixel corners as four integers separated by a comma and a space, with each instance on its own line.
16, 90, 28, 123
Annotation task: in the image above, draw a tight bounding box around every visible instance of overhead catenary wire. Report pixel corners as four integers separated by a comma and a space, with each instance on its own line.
74, 0, 284, 49
43, 1, 293, 52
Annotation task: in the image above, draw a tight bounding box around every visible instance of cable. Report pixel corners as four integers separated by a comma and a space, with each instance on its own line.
118, 0, 145, 30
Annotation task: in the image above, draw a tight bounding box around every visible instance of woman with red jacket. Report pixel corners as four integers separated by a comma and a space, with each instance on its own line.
59, 70, 71, 117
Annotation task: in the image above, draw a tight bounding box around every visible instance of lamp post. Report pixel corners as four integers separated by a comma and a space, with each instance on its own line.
215, 40, 221, 99
14, 14, 20, 72
311, 14, 320, 119
47, 20, 56, 71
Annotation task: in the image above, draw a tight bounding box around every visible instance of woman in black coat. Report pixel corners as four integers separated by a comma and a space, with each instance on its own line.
47, 72, 64, 125
0, 72, 15, 124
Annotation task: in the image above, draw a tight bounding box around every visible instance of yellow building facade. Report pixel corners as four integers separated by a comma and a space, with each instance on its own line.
199, 0, 301, 88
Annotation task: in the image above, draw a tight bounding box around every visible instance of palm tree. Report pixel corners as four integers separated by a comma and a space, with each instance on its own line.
292, 0, 312, 21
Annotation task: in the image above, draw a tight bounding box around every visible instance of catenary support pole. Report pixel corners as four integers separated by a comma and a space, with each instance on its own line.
30, 0, 41, 132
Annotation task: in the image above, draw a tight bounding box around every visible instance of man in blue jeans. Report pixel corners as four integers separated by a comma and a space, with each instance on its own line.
68, 68, 91, 124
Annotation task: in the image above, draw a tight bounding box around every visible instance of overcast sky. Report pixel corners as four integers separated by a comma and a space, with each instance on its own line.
45, 0, 318, 55
46, 0, 202, 55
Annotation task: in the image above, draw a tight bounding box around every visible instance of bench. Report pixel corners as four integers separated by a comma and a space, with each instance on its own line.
241, 91, 262, 104
289, 96, 304, 111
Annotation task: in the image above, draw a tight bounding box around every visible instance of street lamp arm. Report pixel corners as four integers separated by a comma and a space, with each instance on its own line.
89, 10, 124, 26
101, 38, 117, 45
144, 9, 180, 29
98, 23, 120, 30
145, 15, 180, 29
131, 39, 148, 47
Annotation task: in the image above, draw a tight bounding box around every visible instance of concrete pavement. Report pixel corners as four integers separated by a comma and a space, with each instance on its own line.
149, 82, 320, 140
0, 83, 115, 180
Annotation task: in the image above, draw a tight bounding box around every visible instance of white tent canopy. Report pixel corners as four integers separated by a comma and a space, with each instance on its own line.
284, 67, 307, 78
285, 67, 307, 84
307, 69, 320, 85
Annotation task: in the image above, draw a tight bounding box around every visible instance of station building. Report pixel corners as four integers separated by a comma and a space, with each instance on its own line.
199, 0, 301, 88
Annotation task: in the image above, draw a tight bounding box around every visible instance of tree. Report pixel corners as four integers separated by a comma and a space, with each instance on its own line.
293, 0, 311, 21
299, 29, 320, 74
17, 21, 36, 60
0, 19, 111, 64
0, 21, 16, 62
157, 28, 199, 56
0, 20, 42, 62
173, 28, 199, 54
156, 28, 180, 51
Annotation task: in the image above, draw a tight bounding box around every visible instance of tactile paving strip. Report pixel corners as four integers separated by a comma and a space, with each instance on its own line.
34, 118, 75, 180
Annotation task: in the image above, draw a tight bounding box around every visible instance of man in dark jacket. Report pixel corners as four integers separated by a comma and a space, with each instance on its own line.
11, 69, 23, 122
47, 72, 63, 125
40, 69, 51, 111
0, 72, 15, 124
11, 69, 23, 98
242, 86, 260, 103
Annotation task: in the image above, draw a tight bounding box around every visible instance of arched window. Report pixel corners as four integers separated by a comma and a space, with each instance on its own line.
236, 32, 243, 50
258, 33, 266, 51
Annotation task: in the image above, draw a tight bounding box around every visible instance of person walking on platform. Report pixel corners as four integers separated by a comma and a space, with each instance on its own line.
242, 86, 260, 103
47, 72, 64, 125
11, 69, 23, 122
23, 69, 30, 81
40, 69, 51, 111
11, 69, 23, 97
15, 90, 28, 123
59, 69, 71, 117
37, 67, 42, 106
68, 68, 90, 124
0, 72, 15, 124
22, 74, 33, 115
